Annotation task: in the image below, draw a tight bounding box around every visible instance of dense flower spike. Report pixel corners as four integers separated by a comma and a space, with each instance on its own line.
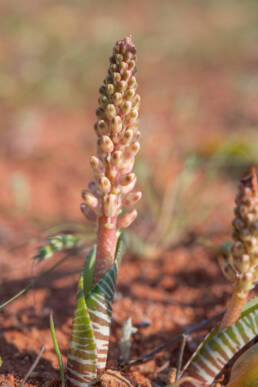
220, 168, 258, 330
81, 35, 141, 285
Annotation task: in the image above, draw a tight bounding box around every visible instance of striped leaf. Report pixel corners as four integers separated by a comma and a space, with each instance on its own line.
35, 234, 79, 262
67, 234, 125, 387
181, 298, 258, 387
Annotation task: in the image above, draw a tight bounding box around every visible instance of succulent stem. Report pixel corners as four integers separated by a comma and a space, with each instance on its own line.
94, 215, 118, 285
219, 290, 247, 331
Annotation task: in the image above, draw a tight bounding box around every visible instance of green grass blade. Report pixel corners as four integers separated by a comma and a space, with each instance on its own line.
34, 234, 79, 263
82, 245, 97, 297
50, 312, 65, 387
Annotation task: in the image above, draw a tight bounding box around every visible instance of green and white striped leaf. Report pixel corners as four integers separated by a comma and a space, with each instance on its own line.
67, 234, 126, 387
181, 298, 258, 386
34, 234, 79, 262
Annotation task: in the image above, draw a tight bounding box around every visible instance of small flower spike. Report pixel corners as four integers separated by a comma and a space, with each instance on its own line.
81, 35, 141, 286
220, 167, 258, 330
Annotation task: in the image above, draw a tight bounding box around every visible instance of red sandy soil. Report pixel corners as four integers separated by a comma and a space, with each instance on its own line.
0, 215, 233, 387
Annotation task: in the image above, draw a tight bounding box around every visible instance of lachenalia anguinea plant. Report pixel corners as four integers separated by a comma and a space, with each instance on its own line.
168, 169, 258, 387
66, 35, 141, 387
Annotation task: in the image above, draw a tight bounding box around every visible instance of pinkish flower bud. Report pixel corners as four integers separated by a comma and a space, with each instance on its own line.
125, 88, 135, 100
128, 60, 135, 70
128, 109, 138, 122
98, 135, 114, 153
130, 142, 140, 155
119, 158, 134, 175
110, 116, 122, 133
103, 194, 118, 217
111, 150, 123, 166
118, 209, 138, 229
112, 92, 123, 106
98, 95, 108, 107
106, 83, 115, 96
120, 173, 136, 186
122, 70, 131, 82
90, 156, 105, 175
234, 254, 250, 273
99, 85, 106, 94
121, 129, 133, 145
117, 80, 127, 92
98, 176, 111, 194
113, 72, 122, 82
106, 104, 117, 120
119, 61, 128, 72
96, 120, 109, 136
123, 191, 142, 206
128, 76, 137, 89
121, 101, 132, 115
81, 190, 98, 209
119, 176, 137, 195
96, 107, 105, 119
80, 203, 97, 222
88, 181, 99, 196
124, 142, 140, 158
133, 94, 141, 106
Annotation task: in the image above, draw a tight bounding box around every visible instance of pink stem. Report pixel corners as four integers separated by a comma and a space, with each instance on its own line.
93, 215, 118, 286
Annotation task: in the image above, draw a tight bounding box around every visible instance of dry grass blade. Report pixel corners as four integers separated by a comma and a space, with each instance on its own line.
18, 346, 45, 387
125, 310, 224, 368
176, 334, 188, 381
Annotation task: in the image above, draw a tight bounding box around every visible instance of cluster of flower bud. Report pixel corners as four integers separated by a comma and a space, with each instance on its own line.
81, 35, 141, 230
223, 168, 258, 298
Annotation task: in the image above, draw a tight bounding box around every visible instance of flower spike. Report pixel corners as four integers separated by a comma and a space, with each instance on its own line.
81, 35, 141, 286
220, 167, 258, 330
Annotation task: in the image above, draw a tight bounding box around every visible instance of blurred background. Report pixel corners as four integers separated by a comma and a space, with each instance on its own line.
1, 0, 258, 261
1, 1, 258, 384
